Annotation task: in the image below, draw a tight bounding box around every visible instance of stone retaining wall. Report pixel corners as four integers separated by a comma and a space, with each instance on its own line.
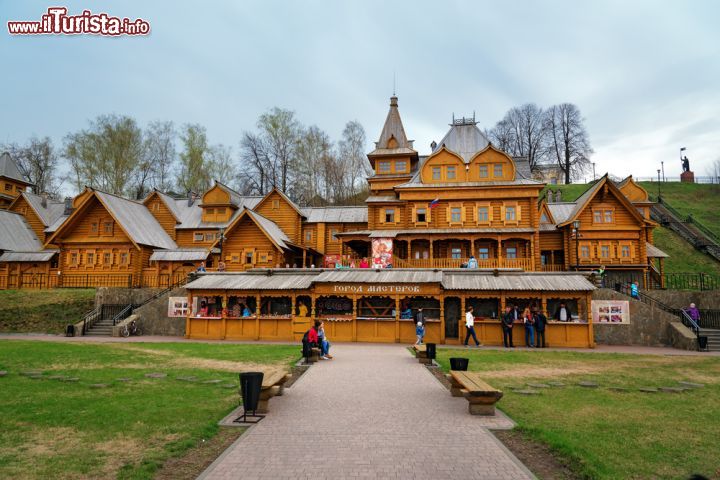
592, 289, 697, 350
643, 290, 720, 310
133, 287, 187, 336
94, 287, 163, 307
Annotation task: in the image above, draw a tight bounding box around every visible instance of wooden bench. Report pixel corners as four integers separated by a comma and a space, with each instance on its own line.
413, 344, 431, 364
305, 347, 322, 363
255, 371, 292, 414
446, 371, 503, 415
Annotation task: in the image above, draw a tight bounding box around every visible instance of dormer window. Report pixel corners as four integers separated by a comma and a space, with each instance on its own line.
103, 221, 113, 234
272, 199, 280, 209
447, 166, 456, 180
206, 208, 215, 215
432, 167, 441, 180
493, 164, 503, 177
378, 161, 391, 173
479, 165, 489, 178
395, 160, 407, 172
540, 212, 549, 223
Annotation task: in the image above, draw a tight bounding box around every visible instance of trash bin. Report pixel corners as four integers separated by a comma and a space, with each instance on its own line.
239, 372, 264, 412
426, 343, 436, 360
698, 336, 708, 351
450, 357, 469, 371
65, 324, 75, 337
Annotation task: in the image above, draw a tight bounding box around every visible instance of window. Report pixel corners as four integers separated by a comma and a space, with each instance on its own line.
205, 233, 214, 241
506, 247, 517, 259
120, 252, 129, 264
580, 246, 590, 258
385, 208, 395, 223
90, 222, 99, 235
493, 164, 503, 177
231, 254, 240, 263
478, 247, 489, 259
604, 210, 614, 223
206, 208, 215, 215
451, 247, 462, 259
505, 206, 516, 221
272, 200, 280, 209
432, 167, 441, 180
479, 165, 489, 178
245, 251, 254, 264
540, 212, 549, 223
217, 207, 226, 215
70, 252, 78, 264
103, 252, 112, 264
194, 232, 204, 242
446, 166, 456, 179
378, 161, 391, 173
477, 207, 489, 222
4, 184, 11, 192
103, 221, 113, 234
395, 160, 407, 172
600, 245, 610, 258
594, 210, 603, 223
621, 245, 630, 257
16, 186, 23, 192
416, 208, 427, 223
86, 252, 94, 265
305, 230, 313, 242
330, 229, 339, 242
450, 207, 462, 223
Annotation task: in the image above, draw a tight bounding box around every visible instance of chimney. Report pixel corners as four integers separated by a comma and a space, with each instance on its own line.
187, 191, 198, 207
41, 192, 48, 208
430, 140, 437, 150
63, 197, 73, 215
547, 191, 553, 204
555, 190, 562, 203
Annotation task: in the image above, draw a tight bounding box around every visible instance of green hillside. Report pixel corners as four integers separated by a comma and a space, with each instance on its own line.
638, 181, 720, 238
653, 227, 720, 275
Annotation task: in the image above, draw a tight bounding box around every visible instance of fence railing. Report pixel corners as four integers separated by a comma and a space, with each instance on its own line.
662, 273, 719, 291
392, 257, 534, 270
0, 272, 191, 290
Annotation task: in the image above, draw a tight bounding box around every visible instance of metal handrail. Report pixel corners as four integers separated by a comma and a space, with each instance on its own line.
81, 306, 102, 335
111, 304, 134, 326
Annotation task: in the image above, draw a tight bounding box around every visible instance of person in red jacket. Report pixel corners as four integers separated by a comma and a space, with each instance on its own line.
307, 321, 320, 346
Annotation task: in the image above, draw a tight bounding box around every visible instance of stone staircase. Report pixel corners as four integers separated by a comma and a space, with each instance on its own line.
85, 318, 115, 336
651, 200, 720, 263
699, 328, 720, 352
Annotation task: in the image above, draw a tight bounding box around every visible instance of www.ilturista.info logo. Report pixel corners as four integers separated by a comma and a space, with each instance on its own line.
7, 7, 150, 36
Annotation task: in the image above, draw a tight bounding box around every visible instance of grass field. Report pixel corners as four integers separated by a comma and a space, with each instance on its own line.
0, 289, 95, 334
653, 227, 720, 275
436, 348, 720, 480
639, 181, 720, 238
0, 341, 299, 480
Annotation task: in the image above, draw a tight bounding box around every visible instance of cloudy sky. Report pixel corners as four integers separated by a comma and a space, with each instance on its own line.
2, 0, 719, 190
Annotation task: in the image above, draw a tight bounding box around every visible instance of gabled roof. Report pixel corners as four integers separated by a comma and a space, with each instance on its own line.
47, 189, 177, 250
546, 202, 576, 225
211, 208, 293, 252
0, 152, 31, 185
213, 181, 246, 207
144, 190, 182, 222
368, 96, 416, 156
0, 210, 43, 252
0, 250, 58, 262
557, 174, 648, 227
149, 248, 210, 262
301, 206, 368, 223
255, 187, 305, 218
171, 195, 262, 230
16, 191, 66, 227
432, 122, 490, 163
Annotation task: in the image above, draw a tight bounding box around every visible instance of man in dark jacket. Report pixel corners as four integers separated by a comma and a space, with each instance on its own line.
415, 307, 426, 326
534, 310, 547, 348
501, 306, 515, 348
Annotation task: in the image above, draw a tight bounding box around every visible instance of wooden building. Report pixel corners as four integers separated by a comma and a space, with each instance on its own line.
0, 152, 33, 209
185, 269, 596, 348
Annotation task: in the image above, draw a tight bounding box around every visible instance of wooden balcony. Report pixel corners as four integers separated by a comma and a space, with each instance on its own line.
392, 257, 535, 270
540, 264, 566, 272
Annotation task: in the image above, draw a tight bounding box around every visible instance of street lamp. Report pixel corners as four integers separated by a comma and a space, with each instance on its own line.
573, 220, 581, 270
657, 169, 661, 200
592, 162, 596, 181
661, 161, 665, 182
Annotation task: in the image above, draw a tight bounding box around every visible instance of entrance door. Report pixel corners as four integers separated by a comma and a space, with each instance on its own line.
444, 297, 460, 340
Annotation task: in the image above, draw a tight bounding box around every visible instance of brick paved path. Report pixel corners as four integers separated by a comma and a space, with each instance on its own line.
200, 344, 534, 479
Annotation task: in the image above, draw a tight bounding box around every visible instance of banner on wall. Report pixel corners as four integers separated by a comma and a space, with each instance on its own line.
591, 300, 630, 324
168, 297, 189, 317
371, 238, 393, 268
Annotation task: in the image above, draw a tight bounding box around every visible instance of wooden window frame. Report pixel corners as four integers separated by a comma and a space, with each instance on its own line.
506, 246, 518, 259
103, 252, 112, 265
204, 233, 215, 241
383, 208, 396, 224
102, 220, 113, 236
329, 228, 339, 242
448, 204, 463, 225
193, 232, 204, 242
493, 164, 503, 178
90, 220, 99, 237
378, 160, 391, 174
395, 160, 408, 173
305, 229, 314, 243
414, 204, 429, 225
446, 165, 457, 180
431, 166, 441, 180
244, 248, 255, 265
478, 164, 489, 179
477, 247, 490, 259
502, 202, 520, 225
604, 209, 615, 224
475, 202, 492, 225
4, 184, 11, 192
272, 199, 280, 210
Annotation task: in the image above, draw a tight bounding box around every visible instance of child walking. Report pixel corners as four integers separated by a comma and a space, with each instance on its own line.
415, 321, 425, 345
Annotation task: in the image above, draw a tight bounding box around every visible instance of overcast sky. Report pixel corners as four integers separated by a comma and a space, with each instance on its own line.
2, 0, 719, 190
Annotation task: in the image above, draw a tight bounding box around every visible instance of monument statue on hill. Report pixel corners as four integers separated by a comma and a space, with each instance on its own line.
682, 156, 690, 173
680, 155, 694, 183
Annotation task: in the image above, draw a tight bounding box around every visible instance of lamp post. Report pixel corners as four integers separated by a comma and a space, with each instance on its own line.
218, 227, 226, 263
592, 162, 596, 181
573, 220, 581, 270
661, 161, 665, 182
657, 169, 661, 200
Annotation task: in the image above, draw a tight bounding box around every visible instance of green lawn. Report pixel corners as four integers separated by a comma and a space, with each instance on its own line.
0, 289, 95, 334
0, 341, 299, 479
653, 227, 720, 275
639, 182, 720, 238
436, 348, 720, 480
541, 182, 592, 202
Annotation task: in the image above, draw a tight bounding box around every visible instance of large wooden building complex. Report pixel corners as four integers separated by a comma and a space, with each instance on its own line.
0, 96, 667, 306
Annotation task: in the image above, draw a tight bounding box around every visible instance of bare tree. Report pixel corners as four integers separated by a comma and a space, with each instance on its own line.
1, 136, 60, 196
63, 114, 143, 195
487, 120, 514, 153
337, 121, 368, 200
545, 103, 593, 184
238, 132, 269, 195
176, 124, 212, 193
257, 107, 300, 193
144, 120, 176, 192
489, 103, 548, 169
294, 125, 334, 205
207, 143, 237, 187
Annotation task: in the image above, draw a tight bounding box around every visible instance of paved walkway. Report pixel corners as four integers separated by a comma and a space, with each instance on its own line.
199, 344, 534, 480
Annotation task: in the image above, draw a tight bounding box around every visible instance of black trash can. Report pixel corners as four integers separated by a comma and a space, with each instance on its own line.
426, 343, 437, 360
450, 357, 469, 371
65, 324, 75, 337
698, 336, 708, 351
239, 372, 264, 412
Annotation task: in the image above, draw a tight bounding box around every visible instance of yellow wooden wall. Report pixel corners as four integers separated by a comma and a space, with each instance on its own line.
222, 216, 282, 270
145, 194, 178, 240
9, 196, 46, 243
255, 191, 302, 244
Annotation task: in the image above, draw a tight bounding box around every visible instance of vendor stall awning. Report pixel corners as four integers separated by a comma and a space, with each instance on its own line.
150, 249, 210, 262
314, 269, 443, 284
441, 273, 595, 291
0, 250, 58, 262
186, 271, 316, 290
